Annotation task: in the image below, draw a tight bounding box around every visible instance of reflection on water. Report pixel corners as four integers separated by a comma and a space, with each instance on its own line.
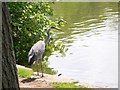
48, 2, 118, 88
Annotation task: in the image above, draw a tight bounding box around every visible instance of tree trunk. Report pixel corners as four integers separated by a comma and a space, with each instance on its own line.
2, 2, 19, 89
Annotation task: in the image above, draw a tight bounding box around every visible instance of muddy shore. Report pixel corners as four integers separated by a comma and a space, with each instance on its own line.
19, 72, 100, 88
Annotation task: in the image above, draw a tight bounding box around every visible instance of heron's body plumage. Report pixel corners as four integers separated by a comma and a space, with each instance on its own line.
28, 41, 45, 65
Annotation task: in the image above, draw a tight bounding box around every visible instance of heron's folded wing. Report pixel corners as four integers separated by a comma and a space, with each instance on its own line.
28, 48, 34, 56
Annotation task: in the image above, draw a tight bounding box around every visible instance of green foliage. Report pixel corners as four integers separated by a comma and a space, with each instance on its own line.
51, 82, 87, 88
7, 2, 66, 66
32, 59, 58, 75
17, 66, 33, 78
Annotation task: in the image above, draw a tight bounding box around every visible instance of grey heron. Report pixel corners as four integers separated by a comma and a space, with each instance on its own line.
28, 26, 61, 77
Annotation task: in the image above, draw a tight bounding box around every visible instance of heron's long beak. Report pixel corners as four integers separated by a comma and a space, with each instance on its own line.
55, 27, 61, 31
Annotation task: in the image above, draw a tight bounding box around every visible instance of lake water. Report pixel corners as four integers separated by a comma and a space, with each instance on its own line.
48, 2, 118, 88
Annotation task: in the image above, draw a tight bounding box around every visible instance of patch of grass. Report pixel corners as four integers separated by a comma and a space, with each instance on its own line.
17, 67, 33, 78
51, 82, 87, 88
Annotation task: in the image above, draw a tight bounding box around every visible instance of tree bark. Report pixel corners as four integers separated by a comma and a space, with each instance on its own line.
2, 2, 19, 89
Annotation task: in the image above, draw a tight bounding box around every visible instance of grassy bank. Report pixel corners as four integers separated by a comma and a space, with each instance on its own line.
17, 65, 89, 88
51, 82, 92, 90
51, 82, 86, 88
17, 65, 33, 78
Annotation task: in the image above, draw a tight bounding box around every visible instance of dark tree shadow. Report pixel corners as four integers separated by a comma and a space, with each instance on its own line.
21, 78, 37, 83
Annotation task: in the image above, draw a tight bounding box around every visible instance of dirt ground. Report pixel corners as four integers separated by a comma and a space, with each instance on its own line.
19, 72, 100, 88
19, 72, 78, 88
19, 77, 53, 88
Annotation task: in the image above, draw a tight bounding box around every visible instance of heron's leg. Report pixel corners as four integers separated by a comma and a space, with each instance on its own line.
40, 56, 44, 77
37, 60, 39, 76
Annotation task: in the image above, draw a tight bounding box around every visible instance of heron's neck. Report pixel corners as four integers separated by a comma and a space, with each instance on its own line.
45, 30, 50, 45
